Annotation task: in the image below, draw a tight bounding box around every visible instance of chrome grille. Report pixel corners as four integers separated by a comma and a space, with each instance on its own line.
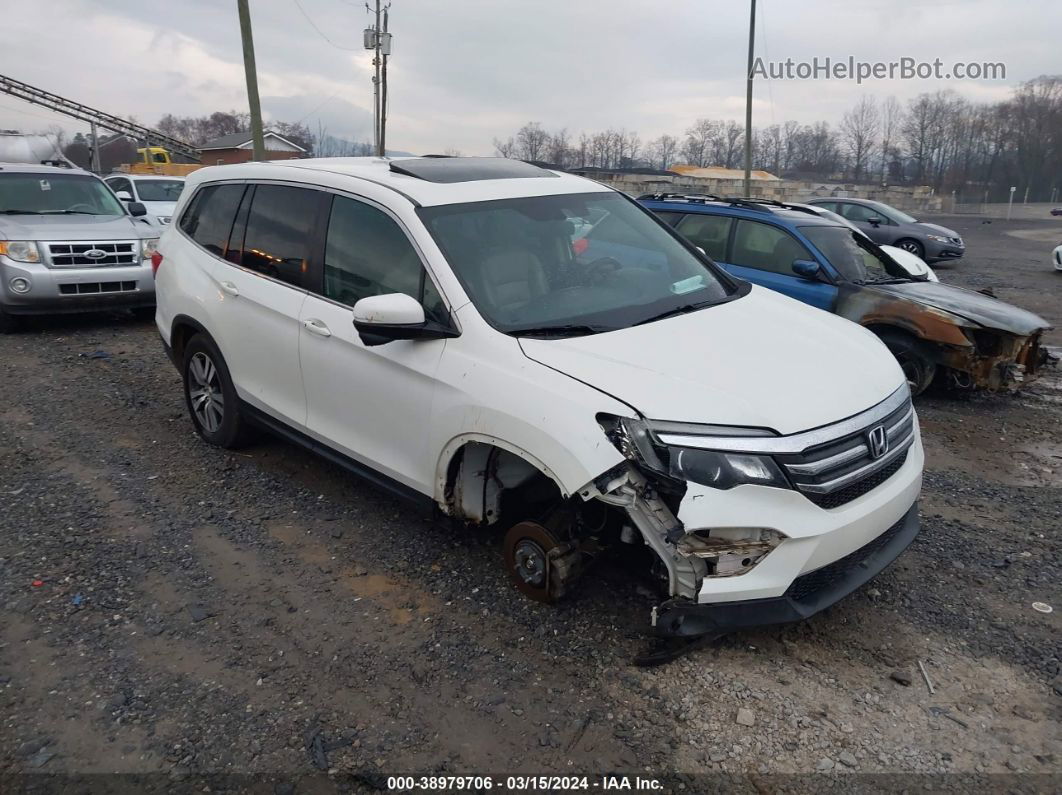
776, 397, 915, 508
46, 241, 139, 268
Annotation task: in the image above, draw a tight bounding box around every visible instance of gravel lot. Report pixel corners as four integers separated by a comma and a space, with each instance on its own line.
1, 214, 1060, 789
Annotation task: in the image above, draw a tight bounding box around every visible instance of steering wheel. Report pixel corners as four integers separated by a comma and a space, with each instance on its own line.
584, 256, 622, 283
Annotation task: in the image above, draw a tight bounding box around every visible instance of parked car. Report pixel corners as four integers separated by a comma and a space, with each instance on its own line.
640, 194, 1050, 395
155, 157, 924, 644
788, 201, 939, 282
805, 197, 964, 264
0, 163, 159, 332
105, 174, 185, 225
1050, 208, 1062, 217
1053, 244, 1062, 271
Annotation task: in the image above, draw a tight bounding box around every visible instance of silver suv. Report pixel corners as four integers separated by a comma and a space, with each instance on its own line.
0, 164, 159, 332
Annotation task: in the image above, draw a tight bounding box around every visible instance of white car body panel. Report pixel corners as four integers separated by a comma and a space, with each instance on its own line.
881, 244, 939, 282
1053, 244, 1062, 271
521, 286, 904, 434
156, 157, 923, 625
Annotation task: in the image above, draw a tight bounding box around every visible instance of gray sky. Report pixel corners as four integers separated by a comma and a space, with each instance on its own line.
2, 0, 1057, 154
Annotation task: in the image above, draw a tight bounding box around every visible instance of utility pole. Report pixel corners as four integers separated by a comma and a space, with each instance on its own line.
743, 0, 757, 197
380, 5, 389, 157
237, 0, 266, 161
89, 120, 101, 174
365, 1, 392, 157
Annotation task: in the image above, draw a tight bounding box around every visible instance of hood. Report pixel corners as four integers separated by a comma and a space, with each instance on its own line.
917, 221, 960, 238
0, 213, 156, 241
519, 286, 904, 435
867, 281, 1049, 336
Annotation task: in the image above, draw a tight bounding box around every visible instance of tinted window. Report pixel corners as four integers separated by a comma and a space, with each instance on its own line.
107, 177, 133, 197
322, 196, 447, 323
839, 203, 888, 224
134, 179, 184, 202
811, 201, 838, 213
179, 183, 245, 257
240, 185, 319, 287
731, 220, 813, 276
675, 213, 733, 261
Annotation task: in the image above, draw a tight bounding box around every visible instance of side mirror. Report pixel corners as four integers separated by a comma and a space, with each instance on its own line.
352, 293, 458, 347
116, 190, 133, 201
127, 202, 147, 217
868, 217, 882, 227
792, 259, 822, 280
695, 246, 707, 257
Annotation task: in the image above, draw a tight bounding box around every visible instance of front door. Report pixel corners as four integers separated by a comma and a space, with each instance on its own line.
298, 193, 450, 494
719, 219, 838, 311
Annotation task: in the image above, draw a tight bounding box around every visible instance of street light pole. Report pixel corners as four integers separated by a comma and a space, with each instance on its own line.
237, 0, 266, 161
743, 0, 757, 197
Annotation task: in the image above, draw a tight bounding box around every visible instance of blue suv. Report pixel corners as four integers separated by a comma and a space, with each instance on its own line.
629, 194, 1049, 395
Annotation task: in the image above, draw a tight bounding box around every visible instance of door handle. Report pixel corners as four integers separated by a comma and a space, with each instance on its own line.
303, 319, 332, 338
219, 281, 239, 297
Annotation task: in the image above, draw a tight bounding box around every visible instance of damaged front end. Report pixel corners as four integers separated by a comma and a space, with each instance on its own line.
837, 281, 1055, 391
588, 416, 789, 637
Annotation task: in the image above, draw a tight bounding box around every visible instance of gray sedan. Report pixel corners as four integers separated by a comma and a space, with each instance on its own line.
806, 197, 964, 264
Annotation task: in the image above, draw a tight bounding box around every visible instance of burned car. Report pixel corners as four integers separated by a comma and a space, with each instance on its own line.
641, 194, 1052, 395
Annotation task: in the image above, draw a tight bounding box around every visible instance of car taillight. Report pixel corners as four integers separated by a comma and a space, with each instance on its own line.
151, 250, 164, 276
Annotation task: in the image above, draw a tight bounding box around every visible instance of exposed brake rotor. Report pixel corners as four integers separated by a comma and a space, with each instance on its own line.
502, 520, 582, 603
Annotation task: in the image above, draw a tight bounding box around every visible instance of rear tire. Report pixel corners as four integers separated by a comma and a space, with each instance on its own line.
877, 329, 937, 396
182, 334, 253, 448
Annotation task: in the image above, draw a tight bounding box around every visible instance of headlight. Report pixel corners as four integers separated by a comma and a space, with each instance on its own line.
141, 238, 160, 258
601, 416, 791, 491
925, 234, 952, 243
667, 447, 789, 490
0, 241, 41, 263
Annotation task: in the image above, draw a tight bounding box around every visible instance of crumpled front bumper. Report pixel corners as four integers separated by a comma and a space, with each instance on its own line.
652, 502, 920, 637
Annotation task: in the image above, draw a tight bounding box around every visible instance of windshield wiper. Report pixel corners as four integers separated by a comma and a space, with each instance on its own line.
39, 210, 98, 215
510, 324, 611, 338
0, 209, 40, 214
634, 301, 712, 326
858, 276, 911, 285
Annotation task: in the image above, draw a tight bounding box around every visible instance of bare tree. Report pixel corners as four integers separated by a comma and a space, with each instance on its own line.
515, 122, 549, 161
647, 134, 679, 170
879, 96, 903, 184
840, 97, 880, 182
493, 136, 517, 158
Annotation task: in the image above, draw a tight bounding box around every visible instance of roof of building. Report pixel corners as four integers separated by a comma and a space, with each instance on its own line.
198, 130, 307, 152
668, 164, 781, 181
182, 156, 612, 207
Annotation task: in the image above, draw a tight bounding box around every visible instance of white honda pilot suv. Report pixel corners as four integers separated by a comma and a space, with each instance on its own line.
154, 157, 923, 643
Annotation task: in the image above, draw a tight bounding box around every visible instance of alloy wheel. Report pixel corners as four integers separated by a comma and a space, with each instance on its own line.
188, 351, 224, 433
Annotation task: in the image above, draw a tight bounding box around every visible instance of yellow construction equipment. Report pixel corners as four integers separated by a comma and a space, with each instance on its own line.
120, 147, 202, 176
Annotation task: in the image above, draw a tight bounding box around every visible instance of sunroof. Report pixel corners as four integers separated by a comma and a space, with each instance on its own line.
389, 157, 559, 183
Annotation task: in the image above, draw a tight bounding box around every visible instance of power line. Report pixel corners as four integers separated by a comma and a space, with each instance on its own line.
291, 0, 360, 50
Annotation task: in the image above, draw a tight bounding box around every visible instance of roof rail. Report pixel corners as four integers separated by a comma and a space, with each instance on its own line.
637, 192, 725, 204
721, 196, 824, 217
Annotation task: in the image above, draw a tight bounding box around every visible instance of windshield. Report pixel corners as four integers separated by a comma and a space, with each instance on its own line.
0, 173, 126, 216
873, 201, 918, 224
134, 179, 184, 202
418, 192, 734, 335
800, 225, 909, 283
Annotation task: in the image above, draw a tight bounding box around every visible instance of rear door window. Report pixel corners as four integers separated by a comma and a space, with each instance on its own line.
730, 220, 813, 276
319, 195, 447, 323
178, 183, 246, 257
674, 213, 733, 261
238, 184, 321, 288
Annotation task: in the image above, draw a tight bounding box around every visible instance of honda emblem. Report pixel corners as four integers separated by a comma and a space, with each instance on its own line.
867, 425, 889, 459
